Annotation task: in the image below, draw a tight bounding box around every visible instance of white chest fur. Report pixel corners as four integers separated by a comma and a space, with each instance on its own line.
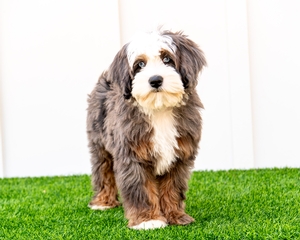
150, 110, 178, 175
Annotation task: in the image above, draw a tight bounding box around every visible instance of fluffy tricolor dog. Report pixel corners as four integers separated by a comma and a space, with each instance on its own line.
87, 30, 206, 230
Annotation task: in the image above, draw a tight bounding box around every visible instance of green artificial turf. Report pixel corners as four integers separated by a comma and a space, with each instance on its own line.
0, 168, 300, 239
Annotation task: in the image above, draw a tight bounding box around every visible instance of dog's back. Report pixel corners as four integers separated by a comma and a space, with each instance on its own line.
87, 72, 110, 137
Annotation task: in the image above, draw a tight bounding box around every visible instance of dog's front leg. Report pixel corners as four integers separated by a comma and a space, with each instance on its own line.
114, 159, 167, 230
158, 161, 195, 225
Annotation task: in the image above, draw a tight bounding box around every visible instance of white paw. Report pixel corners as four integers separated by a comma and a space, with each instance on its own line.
88, 204, 114, 210
130, 220, 167, 230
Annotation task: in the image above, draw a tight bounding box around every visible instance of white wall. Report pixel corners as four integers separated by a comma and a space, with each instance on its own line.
0, 0, 120, 177
0, 0, 299, 177
247, 0, 300, 168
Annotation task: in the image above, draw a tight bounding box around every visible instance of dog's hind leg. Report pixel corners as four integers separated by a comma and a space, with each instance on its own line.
88, 144, 120, 210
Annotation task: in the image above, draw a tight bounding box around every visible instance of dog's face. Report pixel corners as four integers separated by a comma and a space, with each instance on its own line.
108, 31, 206, 114
127, 32, 184, 113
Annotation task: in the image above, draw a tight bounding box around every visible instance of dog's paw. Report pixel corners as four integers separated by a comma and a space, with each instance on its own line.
176, 214, 195, 225
130, 220, 167, 230
168, 213, 195, 225
88, 198, 120, 210
88, 203, 115, 210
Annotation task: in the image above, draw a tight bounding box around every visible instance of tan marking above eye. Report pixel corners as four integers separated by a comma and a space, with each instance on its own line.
159, 50, 175, 65
133, 54, 148, 69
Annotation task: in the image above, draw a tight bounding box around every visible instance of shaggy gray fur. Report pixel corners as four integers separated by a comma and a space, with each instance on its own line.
86, 30, 206, 227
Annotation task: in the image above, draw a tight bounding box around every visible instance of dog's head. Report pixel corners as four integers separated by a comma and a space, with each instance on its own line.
108, 30, 206, 114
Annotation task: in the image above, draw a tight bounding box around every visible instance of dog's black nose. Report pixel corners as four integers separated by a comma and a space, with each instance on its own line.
149, 75, 163, 89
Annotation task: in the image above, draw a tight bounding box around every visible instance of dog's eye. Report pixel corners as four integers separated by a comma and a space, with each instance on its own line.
163, 56, 170, 63
138, 61, 146, 68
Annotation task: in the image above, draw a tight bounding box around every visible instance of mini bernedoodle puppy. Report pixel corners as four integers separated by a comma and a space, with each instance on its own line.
87, 30, 206, 230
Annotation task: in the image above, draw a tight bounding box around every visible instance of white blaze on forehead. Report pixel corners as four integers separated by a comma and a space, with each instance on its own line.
126, 31, 176, 67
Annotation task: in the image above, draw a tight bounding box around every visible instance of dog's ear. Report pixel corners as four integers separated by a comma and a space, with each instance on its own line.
107, 44, 132, 99
165, 31, 207, 90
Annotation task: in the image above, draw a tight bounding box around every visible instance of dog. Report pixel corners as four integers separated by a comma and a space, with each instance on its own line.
86, 30, 206, 230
